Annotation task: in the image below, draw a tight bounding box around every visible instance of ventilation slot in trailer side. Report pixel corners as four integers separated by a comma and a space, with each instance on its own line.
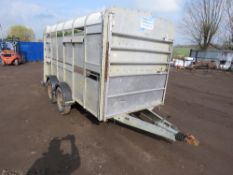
86, 70, 100, 81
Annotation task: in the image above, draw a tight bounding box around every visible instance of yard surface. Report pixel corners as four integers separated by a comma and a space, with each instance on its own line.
0, 63, 232, 175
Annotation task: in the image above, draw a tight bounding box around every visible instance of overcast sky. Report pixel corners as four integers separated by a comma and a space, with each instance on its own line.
0, 0, 187, 44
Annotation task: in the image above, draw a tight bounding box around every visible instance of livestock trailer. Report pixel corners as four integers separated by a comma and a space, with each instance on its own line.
43, 8, 198, 145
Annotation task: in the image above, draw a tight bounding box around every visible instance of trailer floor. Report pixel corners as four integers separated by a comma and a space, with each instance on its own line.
0, 63, 232, 175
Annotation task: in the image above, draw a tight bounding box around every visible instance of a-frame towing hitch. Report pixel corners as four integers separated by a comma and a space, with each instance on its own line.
113, 109, 199, 146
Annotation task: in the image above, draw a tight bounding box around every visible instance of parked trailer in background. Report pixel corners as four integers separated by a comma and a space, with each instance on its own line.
43, 8, 198, 145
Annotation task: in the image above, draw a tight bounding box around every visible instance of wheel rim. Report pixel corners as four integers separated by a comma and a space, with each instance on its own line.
57, 88, 64, 112
47, 83, 53, 100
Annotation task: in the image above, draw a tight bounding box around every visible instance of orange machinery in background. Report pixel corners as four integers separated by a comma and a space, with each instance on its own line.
0, 41, 24, 66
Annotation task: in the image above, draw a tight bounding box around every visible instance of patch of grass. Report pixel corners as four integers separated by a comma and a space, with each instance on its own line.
173, 47, 191, 58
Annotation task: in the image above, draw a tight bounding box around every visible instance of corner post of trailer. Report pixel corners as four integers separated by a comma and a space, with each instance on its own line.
71, 20, 75, 100
162, 42, 173, 104
99, 10, 108, 121
62, 24, 65, 81
103, 10, 114, 122
83, 15, 89, 109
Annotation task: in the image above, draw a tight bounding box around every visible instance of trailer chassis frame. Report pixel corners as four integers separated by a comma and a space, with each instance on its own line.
113, 109, 199, 145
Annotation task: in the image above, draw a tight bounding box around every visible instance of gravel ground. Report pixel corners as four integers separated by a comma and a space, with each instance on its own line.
0, 63, 232, 175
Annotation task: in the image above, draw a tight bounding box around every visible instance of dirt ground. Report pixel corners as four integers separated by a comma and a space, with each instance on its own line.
0, 63, 232, 175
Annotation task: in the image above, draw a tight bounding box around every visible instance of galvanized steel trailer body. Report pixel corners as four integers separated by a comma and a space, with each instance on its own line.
43, 8, 198, 144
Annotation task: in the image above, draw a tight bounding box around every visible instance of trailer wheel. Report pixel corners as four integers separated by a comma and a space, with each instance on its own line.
47, 80, 56, 103
56, 87, 71, 115
14, 59, 19, 66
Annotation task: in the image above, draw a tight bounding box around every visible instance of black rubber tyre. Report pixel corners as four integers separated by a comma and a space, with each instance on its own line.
14, 59, 19, 66
56, 87, 71, 115
47, 80, 56, 103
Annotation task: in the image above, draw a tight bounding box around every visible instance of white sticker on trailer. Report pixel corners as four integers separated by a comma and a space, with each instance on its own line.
140, 16, 154, 30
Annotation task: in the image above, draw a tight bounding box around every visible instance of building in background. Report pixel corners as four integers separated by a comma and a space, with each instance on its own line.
190, 49, 233, 70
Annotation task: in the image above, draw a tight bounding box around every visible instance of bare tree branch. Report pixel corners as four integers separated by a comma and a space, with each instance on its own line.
182, 0, 224, 50
224, 0, 233, 49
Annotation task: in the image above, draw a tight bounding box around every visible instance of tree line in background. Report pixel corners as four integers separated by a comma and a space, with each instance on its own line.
183, 0, 233, 50
6, 25, 35, 41
3, 0, 233, 49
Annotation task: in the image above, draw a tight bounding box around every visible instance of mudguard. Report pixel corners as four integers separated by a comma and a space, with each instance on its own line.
46, 75, 59, 90
56, 82, 72, 102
